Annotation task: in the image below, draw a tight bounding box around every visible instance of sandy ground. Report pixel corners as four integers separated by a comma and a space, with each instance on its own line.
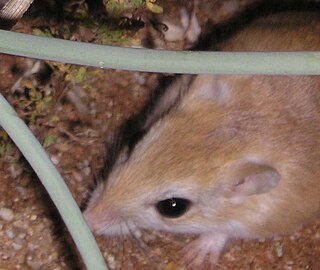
0, 0, 320, 269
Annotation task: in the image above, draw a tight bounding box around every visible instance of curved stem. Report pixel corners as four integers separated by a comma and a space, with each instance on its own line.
1, 29, 320, 75
0, 95, 108, 270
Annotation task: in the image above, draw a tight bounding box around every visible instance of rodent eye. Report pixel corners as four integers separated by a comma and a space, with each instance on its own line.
156, 198, 191, 218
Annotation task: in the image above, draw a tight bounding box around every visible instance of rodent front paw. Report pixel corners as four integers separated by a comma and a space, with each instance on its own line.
180, 233, 228, 267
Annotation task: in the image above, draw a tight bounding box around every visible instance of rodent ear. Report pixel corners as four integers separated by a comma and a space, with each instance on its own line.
226, 163, 281, 197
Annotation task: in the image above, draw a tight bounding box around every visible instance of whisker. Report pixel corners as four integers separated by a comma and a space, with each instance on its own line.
125, 221, 160, 270
152, 230, 187, 247
147, 231, 198, 267
157, 238, 183, 267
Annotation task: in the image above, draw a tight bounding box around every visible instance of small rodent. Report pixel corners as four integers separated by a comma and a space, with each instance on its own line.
84, 10, 320, 266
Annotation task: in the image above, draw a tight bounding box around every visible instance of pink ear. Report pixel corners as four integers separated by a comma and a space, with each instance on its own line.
230, 164, 281, 197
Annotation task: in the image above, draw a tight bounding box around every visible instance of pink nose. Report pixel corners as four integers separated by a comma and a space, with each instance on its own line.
82, 201, 124, 236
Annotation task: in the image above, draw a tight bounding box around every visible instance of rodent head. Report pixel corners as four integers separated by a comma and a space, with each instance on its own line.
84, 77, 281, 237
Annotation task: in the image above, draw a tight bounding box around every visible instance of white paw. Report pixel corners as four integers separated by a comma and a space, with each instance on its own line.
181, 233, 228, 267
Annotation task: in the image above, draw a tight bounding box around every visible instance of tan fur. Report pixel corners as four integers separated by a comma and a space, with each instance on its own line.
84, 11, 320, 264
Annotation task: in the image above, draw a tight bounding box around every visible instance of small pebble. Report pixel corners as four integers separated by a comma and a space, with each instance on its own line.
34, 224, 44, 233
83, 160, 89, 167
50, 155, 60, 165
106, 254, 116, 270
275, 242, 284, 257
18, 233, 26, 239
12, 242, 23, 250
48, 252, 58, 261
6, 229, 16, 239
30, 215, 37, 221
266, 251, 275, 262
83, 166, 91, 176
27, 260, 42, 270
13, 220, 26, 229
9, 164, 23, 178
289, 235, 296, 241
2, 251, 12, 260
287, 260, 294, 266
0, 207, 14, 222
107, 100, 114, 107
314, 232, 320, 239
106, 111, 112, 118
15, 186, 27, 196
14, 237, 26, 247
225, 252, 236, 261
72, 171, 83, 182
2, 254, 10, 260
258, 238, 266, 243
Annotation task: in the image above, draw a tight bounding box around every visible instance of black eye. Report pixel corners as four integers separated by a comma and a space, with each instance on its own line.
156, 197, 191, 218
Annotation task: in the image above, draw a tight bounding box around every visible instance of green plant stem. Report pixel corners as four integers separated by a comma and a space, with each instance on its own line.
1, 29, 320, 74
0, 95, 108, 270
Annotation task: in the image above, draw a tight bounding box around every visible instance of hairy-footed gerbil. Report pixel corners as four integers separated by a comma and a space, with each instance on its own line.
84, 10, 320, 266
